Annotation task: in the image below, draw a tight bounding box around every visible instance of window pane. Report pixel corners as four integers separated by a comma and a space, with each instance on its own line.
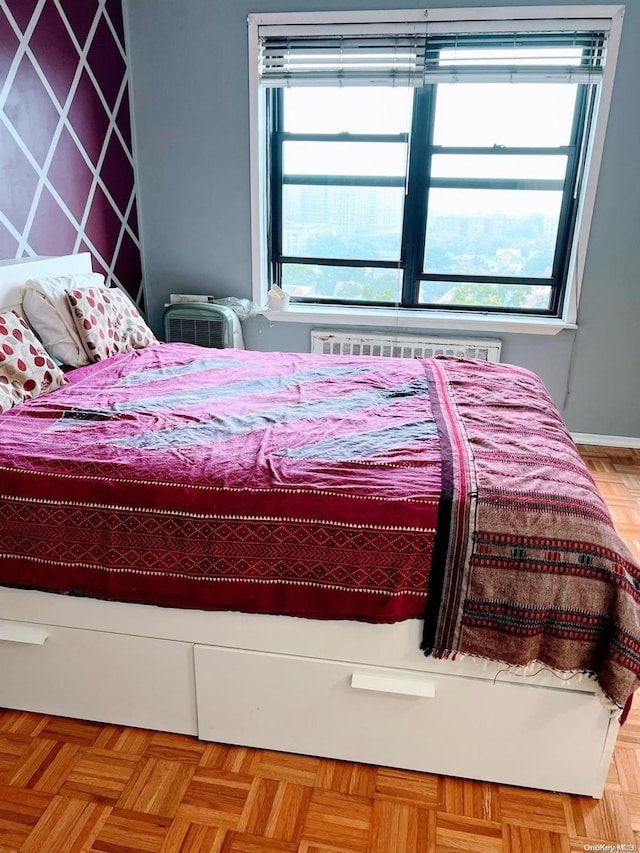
283, 185, 403, 261
431, 154, 567, 181
433, 84, 578, 147
283, 87, 413, 134
282, 264, 402, 303
423, 188, 562, 277
419, 280, 553, 310
283, 141, 407, 178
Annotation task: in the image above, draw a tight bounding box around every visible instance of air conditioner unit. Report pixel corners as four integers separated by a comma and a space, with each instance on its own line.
163, 303, 243, 349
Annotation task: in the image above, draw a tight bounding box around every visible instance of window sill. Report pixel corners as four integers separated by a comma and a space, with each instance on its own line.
255, 304, 576, 336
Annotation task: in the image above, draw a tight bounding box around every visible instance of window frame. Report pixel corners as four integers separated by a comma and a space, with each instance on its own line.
271, 88, 410, 307
248, 6, 625, 334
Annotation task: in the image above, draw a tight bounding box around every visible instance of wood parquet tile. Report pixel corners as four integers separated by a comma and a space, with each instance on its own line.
316, 762, 376, 799
302, 791, 372, 852
369, 800, 434, 853
58, 748, 140, 804
374, 768, 438, 811
435, 813, 502, 853
503, 825, 569, 853
437, 777, 500, 822
19, 796, 111, 853
499, 788, 566, 834
175, 768, 252, 829
92, 808, 172, 853
118, 759, 196, 818
0, 445, 640, 852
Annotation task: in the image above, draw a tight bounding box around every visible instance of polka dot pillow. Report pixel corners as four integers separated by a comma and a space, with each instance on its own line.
0, 310, 67, 414
66, 287, 158, 362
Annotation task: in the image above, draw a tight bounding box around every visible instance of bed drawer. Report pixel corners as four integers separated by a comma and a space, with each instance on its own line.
0, 619, 197, 735
195, 645, 614, 796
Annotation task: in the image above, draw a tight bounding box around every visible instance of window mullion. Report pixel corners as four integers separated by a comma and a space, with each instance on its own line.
270, 89, 284, 286
401, 87, 435, 306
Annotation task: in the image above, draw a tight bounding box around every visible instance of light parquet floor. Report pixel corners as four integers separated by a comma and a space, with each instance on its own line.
0, 445, 639, 853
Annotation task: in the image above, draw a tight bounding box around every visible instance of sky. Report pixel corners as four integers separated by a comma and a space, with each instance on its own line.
282, 81, 577, 217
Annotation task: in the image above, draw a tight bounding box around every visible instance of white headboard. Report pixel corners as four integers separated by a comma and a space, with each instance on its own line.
0, 254, 93, 314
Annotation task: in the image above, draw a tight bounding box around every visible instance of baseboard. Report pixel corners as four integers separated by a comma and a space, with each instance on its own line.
571, 433, 640, 449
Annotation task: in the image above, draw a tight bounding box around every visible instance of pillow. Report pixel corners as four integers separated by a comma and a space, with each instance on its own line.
22, 272, 107, 366
0, 310, 67, 414
67, 287, 158, 362
0, 381, 13, 414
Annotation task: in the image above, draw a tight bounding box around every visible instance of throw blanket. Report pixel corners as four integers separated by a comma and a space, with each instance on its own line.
422, 358, 640, 709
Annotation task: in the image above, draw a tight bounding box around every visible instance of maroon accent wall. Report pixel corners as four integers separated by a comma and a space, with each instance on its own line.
0, 1, 143, 304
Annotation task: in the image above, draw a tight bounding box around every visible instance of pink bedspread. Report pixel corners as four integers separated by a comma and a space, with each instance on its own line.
1, 344, 638, 706
0, 344, 441, 622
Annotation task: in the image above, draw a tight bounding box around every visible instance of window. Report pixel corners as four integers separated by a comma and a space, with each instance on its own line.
249, 8, 623, 327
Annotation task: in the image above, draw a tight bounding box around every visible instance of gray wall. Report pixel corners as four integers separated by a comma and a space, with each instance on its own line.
124, 0, 640, 437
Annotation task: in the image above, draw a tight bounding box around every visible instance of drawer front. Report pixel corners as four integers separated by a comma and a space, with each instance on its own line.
195, 645, 613, 796
0, 619, 197, 735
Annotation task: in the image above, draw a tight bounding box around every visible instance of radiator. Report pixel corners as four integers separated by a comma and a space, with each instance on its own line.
310, 331, 502, 363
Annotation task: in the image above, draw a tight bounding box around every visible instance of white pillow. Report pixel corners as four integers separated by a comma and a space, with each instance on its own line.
22, 273, 107, 366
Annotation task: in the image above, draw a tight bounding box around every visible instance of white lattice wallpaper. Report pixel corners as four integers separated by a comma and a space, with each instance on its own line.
0, 0, 143, 304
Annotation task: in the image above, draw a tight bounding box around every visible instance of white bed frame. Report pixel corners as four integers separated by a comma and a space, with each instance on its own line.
0, 255, 620, 797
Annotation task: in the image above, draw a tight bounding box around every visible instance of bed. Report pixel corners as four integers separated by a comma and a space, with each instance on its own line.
0, 254, 638, 798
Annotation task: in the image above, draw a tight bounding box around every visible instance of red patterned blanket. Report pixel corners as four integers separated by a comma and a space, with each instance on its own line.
0, 344, 441, 622
0, 344, 638, 706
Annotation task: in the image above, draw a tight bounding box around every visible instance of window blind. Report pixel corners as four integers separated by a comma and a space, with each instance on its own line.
258, 25, 607, 87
